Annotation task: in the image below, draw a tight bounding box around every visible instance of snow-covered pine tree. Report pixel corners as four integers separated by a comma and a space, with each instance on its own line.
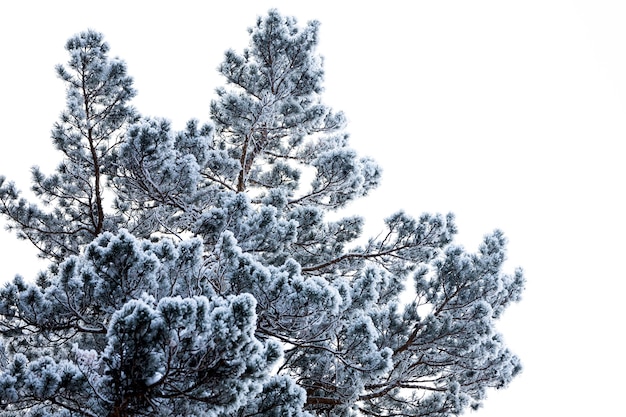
0, 10, 524, 417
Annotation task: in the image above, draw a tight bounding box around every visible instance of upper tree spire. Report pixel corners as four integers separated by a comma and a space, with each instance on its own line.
0, 30, 137, 263
210, 10, 379, 205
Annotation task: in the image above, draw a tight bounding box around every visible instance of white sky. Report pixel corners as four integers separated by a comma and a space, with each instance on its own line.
1, 1, 625, 415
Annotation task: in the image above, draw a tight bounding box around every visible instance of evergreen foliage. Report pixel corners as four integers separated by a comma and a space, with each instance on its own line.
0, 10, 524, 417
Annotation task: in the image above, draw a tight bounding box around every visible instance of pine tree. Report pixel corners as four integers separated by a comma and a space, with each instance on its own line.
0, 10, 524, 417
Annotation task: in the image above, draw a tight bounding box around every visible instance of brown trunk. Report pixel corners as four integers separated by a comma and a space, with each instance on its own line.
81, 56, 105, 235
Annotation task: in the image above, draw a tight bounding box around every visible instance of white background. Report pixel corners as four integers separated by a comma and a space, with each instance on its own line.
1, 1, 625, 415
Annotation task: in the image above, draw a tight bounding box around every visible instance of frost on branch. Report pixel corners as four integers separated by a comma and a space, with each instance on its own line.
0, 9, 524, 417
0, 232, 279, 416
0, 30, 137, 264
210, 10, 380, 202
